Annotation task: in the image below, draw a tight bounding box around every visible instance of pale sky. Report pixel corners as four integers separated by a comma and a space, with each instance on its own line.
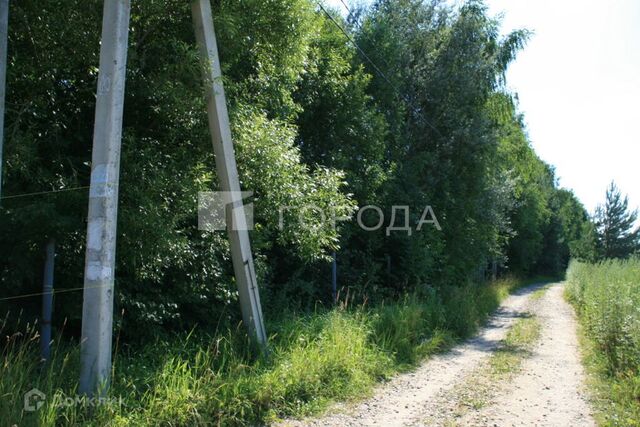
327, 0, 640, 220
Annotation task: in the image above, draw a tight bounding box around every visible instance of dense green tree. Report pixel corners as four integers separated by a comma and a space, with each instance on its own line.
535, 188, 596, 274
0, 0, 353, 335
594, 182, 639, 259
0, 0, 599, 340
555, 189, 597, 262
350, 0, 533, 288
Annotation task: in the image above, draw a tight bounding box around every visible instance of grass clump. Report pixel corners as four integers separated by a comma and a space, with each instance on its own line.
1, 276, 533, 426
489, 315, 541, 376
436, 313, 542, 425
530, 284, 550, 301
565, 258, 640, 426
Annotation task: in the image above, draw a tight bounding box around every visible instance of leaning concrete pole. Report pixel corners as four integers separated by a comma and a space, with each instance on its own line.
79, 0, 130, 395
191, 0, 267, 347
0, 0, 8, 199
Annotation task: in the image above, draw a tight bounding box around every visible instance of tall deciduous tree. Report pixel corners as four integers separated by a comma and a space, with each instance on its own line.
0, 0, 600, 339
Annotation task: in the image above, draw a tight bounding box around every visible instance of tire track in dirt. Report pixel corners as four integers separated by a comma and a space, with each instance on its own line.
448, 283, 595, 427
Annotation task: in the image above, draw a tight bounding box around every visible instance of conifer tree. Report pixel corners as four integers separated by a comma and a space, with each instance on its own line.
594, 182, 639, 259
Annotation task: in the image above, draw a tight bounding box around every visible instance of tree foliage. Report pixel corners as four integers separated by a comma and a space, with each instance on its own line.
594, 182, 639, 260
0, 0, 596, 339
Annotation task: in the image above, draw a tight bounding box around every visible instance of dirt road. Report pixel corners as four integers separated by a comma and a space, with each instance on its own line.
281, 283, 595, 427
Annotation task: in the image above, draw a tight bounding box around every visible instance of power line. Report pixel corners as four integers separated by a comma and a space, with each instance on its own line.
0, 186, 90, 201
339, 0, 353, 17
0, 284, 108, 302
314, 1, 444, 137
316, 1, 395, 90
333, 0, 396, 85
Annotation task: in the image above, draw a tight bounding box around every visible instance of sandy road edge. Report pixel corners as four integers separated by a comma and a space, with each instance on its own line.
447, 283, 596, 427
277, 282, 548, 427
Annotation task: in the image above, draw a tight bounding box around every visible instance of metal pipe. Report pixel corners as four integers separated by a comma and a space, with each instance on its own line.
332, 252, 337, 301
40, 238, 55, 362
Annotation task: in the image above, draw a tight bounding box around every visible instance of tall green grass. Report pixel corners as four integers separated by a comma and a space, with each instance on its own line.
566, 258, 640, 426
1, 277, 528, 426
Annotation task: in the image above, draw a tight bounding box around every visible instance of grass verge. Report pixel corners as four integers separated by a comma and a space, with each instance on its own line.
1, 276, 547, 427
565, 259, 640, 427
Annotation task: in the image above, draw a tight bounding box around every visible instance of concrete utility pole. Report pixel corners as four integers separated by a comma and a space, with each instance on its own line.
191, 0, 267, 347
0, 0, 8, 199
79, 0, 130, 395
40, 239, 55, 362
